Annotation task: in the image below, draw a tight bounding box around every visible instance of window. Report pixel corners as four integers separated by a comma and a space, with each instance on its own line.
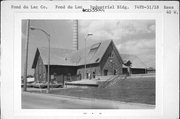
88, 43, 101, 61
89, 43, 101, 54
93, 72, 96, 78
39, 74, 42, 80
109, 52, 114, 58
43, 72, 46, 78
86, 73, 89, 79
90, 42, 101, 50
114, 69, 117, 75
111, 53, 114, 57
79, 73, 82, 80
104, 70, 108, 76
96, 58, 100, 62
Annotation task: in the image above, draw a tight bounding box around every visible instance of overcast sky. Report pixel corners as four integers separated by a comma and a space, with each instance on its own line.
22, 20, 155, 75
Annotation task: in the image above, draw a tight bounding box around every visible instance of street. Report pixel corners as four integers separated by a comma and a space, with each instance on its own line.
22, 92, 155, 109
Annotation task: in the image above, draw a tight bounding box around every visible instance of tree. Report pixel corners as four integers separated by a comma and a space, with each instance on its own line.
124, 60, 132, 76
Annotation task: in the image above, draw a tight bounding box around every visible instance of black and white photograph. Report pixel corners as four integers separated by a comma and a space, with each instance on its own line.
21, 20, 156, 109
1, 1, 179, 119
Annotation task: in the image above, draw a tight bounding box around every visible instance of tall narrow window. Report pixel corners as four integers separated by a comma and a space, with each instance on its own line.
93, 72, 96, 78
114, 69, 117, 75
104, 70, 108, 76
86, 73, 89, 79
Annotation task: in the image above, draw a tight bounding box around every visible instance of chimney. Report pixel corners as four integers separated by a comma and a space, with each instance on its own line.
72, 20, 78, 51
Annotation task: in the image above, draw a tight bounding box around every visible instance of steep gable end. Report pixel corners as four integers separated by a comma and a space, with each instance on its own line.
100, 40, 123, 64
32, 48, 40, 69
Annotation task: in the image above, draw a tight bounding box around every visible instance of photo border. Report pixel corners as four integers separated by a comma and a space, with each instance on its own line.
2, 1, 178, 119
14, 13, 163, 117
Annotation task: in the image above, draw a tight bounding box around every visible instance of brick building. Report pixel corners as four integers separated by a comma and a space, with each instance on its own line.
32, 40, 147, 83
121, 54, 148, 74
32, 40, 124, 83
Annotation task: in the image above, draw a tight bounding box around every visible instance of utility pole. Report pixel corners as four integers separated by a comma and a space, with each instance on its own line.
47, 34, 50, 93
23, 20, 30, 91
84, 34, 93, 79
30, 27, 51, 93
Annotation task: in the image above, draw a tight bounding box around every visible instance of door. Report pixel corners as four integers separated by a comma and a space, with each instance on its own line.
104, 70, 108, 76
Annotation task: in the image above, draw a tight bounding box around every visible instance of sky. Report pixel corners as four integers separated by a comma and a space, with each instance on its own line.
22, 20, 155, 75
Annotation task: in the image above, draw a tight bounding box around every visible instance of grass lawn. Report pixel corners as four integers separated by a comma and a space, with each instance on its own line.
50, 77, 155, 105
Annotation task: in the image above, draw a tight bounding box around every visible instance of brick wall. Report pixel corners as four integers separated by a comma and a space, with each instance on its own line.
101, 49, 123, 75
100, 42, 123, 75
76, 42, 123, 79
77, 64, 101, 79
34, 56, 46, 83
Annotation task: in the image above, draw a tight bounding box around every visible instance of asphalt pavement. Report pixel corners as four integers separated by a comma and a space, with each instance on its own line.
22, 92, 155, 109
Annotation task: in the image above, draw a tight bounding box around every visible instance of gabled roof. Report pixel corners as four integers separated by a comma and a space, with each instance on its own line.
70, 40, 113, 65
32, 47, 76, 68
32, 40, 114, 68
121, 54, 147, 68
32, 40, 147, 69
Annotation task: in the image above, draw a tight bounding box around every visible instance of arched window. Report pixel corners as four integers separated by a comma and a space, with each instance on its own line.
104, 70, 108, 76
93, 72, 96, 78
114, 69, 117, 75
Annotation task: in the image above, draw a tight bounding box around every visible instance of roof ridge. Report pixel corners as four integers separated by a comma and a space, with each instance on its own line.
38, 47, 74, 50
